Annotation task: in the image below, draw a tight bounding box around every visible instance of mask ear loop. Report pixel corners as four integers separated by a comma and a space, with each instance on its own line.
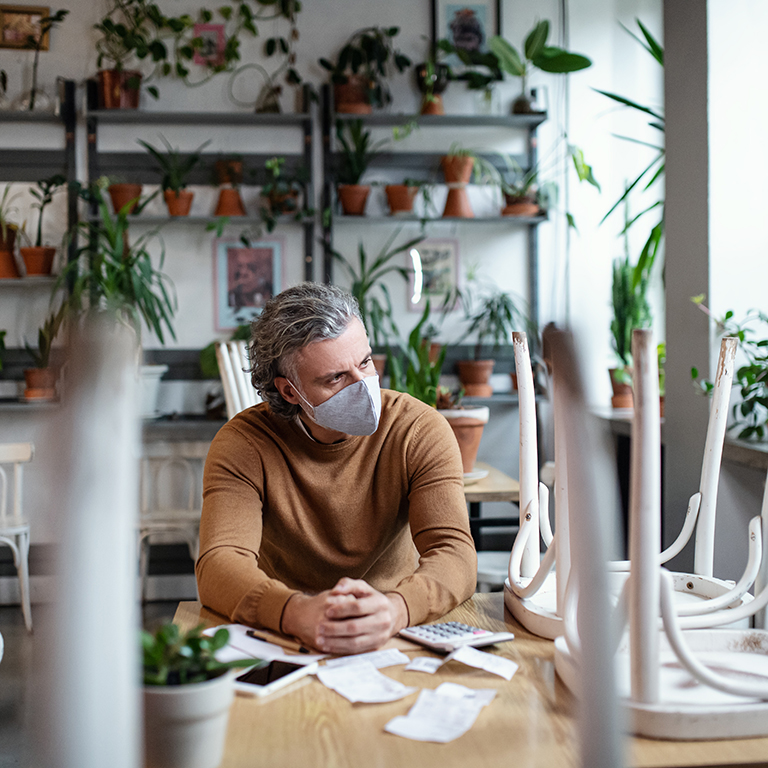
286, 379, 316, 420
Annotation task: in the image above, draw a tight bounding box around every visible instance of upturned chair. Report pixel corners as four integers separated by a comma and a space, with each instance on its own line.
0, 442, 34, 632
215, 340, 262, 420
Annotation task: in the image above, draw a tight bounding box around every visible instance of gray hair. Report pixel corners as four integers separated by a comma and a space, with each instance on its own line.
249, 282, 364, 419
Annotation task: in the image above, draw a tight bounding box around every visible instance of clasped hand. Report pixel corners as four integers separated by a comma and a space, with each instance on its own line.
282, 577, 408, 654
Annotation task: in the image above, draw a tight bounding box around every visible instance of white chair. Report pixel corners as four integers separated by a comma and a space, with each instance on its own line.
138, 441, 209, 600
215, 340, 262, 420
0, 443, 34, 633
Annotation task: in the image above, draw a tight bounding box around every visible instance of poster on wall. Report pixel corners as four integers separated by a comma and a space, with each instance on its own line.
214, 237, 283, 330
192, 23, 225, 67
431, 0, 500, 72
408, 238, 459, 312
0, 5, 50, 49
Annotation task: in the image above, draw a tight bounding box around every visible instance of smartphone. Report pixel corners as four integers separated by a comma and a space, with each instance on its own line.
234, 659, 318, 698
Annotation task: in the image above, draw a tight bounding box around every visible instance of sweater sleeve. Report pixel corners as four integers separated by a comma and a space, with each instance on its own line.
389, 409, 477, 624
195, 424, 298, 632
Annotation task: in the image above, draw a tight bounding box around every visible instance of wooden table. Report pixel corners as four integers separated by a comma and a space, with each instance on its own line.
463, 461, 520, 549
174, 592, 768, 768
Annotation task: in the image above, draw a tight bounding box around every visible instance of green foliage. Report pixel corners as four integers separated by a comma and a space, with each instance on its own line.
387, 301, 446, 407
0, 185, 20, 243
596, 19, 665, 284
94, 1, 302, 98
319, 26, 411, 108
137, 136, 210, 193
142, 622, 257, 686
437, 19, 591, 92
21, 9, 68, 111
27, 174, 66, 247
24, 306, 66, 369
258, 156, 309, 232
60, 182, 176, 344
199, 324, 251, 379
328, 229, 424, 347
611, 253, 651, 368
691, 301, 768, 440
335, 120, 389, 186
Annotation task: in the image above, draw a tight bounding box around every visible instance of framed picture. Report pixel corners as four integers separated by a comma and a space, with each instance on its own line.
0, 5, 50, 50
213, 237, 283, 330
408, 239, 459, 312
193, 23, 225, 67
431, 0, 501, 72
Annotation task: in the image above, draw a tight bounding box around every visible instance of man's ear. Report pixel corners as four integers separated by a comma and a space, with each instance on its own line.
275, 376, 300, 405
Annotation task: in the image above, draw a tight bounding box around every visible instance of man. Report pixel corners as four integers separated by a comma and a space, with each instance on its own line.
197, 282, 476, 654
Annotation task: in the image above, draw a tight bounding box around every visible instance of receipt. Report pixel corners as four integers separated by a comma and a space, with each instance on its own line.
316, 660, 417, 703
446, 645, 519, 680
385, 683, 496, 743
405, 656, 443, 674
324, 648, 410, 669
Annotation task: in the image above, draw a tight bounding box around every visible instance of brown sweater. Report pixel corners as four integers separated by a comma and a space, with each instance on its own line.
196, 389, 477, 632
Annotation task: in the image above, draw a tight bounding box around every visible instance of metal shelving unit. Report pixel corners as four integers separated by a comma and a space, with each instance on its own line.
84, 82, 317, 281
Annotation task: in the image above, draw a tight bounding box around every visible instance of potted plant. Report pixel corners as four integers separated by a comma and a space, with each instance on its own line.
19, 174, 67, 275
258, 156, 307, 232
414, 39, 450, 115
14, 9, 68, 111
335, 119, 388, 215
106, 176, 144, 216
489, 20, 592, 113
327, 229, 424, 372
387, 303, 489, 474
450, 280, 533, 397
610, 251, 652, 408
0, 185, 21, 278
137, 136, 211, 216
213, 156, 247, 217
142, 622, 257, 768
319, 26, 411, 114
384, 179, 420, 215
440, 144, 502, 219
23, 306, 66, 400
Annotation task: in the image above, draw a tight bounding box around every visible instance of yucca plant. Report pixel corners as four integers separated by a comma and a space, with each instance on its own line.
611, 254, 651, 371
335, 119, 388, 185
59, 182, 176, 344
26, 174, 67, 247
25, 306, 66, 368
328, 229, 424, 347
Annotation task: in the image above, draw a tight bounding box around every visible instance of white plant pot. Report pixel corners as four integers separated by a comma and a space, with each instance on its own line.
143, 671, 235, 768
139, 364, 168, 419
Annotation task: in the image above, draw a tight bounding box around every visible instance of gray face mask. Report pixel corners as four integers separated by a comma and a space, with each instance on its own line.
290, 374, 381, 436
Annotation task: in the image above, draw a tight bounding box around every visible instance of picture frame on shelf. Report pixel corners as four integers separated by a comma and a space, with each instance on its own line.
431, 0, 500, 73
408, 238, 459, 312
0, 4, 50, 50
214, 236, 283, 330
193, 23, 225, 67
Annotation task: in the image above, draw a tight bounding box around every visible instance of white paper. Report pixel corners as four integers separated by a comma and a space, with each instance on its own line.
324, 648, 410, 669
203, 624, 326, 665
385, 684, 496, 743
405, 656, 443, 674
315, 660, 417, 703
446, 645, 519, 680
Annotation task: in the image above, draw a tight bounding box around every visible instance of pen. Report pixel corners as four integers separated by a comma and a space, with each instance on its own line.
246, 629, 311, 654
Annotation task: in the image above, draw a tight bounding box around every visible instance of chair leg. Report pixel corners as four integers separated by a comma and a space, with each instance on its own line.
16, 531, 32, 633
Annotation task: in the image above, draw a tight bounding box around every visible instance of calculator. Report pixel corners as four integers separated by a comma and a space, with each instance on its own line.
398, 621, 515, 653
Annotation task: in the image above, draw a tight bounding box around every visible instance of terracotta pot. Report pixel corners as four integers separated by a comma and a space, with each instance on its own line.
371, 353, 387, 379
214, 188, 247, 217
457, 359, 495, 398
215, 160, 243, 187
337, 184, 370, 216
23, 367, 57, 400
108, 184, 142, 215
265, 190, 299, 216
428, 342, 442, 364
510, 372, 518, 391
19, 246, 56, 276
441, 155, 475, 218
333, 76, 372, 114
385, 185, 418, 215
97, 69, 141, 109
420, 94, 444, 115
439, 406, 490, 474
164, 189, 194, 216
502, 195, 540, 217
0, 230, 20, 278
0, 224, 16, 253
609, 367, 633, 409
